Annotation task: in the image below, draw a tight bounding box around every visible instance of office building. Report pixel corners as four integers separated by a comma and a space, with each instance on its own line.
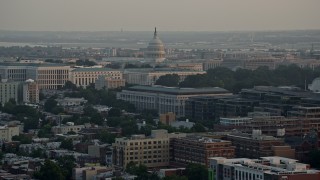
0, 80, 22, 105
226, 130, 295, 159
209, 156, 320, 180
71, 68, 122, 88
170, 136, 235, 166
112, 129, 186, 168
117, 85, 231, 117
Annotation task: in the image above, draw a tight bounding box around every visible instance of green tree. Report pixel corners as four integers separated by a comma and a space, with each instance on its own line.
309, 150, 320, 168
155, 74, 180, 87
12, 134, 32, 144
34, 159, 65, 180
185, 163, 208, 180
191, 123, 206, 132
108, 108, 122, 117
44, 97, 57, 111
60, 139, 74, 150
57, 156, 76, 180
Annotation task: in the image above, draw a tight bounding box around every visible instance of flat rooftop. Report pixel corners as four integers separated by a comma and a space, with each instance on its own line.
126, 85, 230, 95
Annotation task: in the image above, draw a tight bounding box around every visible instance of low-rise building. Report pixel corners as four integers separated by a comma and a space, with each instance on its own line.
51, 123, 85, 135
209, 156, 320, 180
0, 126, 19, 142
226, 130, 295, 159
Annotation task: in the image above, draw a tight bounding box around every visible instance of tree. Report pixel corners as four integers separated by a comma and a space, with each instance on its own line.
185, 163, 208, 180
98, 130, 116, 144
12, 134, 32, 144
57, 156, 76, 180
309, 150, 320, 168
63, 81, 78, 90
108, 108, 122, 117
60, 139, 74, 150
34, 159, 65, 180
44, 97, 60, 113
163, 175, 188, 180
155, 74, 180, 87
191, 123, 206, 132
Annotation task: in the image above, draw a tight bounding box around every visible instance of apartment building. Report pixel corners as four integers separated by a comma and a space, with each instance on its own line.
170, 136, 235, 167
112, 129, 186, 168
51, 123, 85, 135
117, 85, 231, 117
0, 80, 22, 105
70, 68, 122, 88
22, 79, 39, 104
209, 156, 320, 180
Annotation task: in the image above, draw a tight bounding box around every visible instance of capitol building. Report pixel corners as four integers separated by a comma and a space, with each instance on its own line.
145, 27, 166, 63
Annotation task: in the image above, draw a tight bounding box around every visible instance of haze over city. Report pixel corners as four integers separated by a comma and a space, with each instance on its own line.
1, 1, 320, 180
1, 0, 320, 31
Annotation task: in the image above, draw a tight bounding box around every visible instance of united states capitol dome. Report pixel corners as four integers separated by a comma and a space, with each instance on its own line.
145, 27, 166, 63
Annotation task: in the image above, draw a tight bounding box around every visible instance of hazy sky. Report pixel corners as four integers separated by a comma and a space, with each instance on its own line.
1, 0, 320, 31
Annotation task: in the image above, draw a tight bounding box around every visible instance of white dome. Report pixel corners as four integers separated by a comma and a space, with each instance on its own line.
145, 28, 166, 63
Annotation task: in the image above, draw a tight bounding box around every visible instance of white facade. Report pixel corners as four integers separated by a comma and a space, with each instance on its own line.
309, 77, 320, 92
0, 126, 20, 142
56, 97, 87, 107
71, 68, 122, 88
124, 69, 206, 85
209, 157, 319, 180
117, 86, 231, 117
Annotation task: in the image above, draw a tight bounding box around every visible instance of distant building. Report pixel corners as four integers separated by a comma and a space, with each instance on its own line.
51, 123, 85, 135
202, 59, 223, 71
123, 68, 205, 86
0, 80, 22, 105
71, 68, 123, 88
226, 130, 295, 159
209, 156, 320, 180
0, 63, 71, 89
56, 97, 87, 107
145, 28, 166, 63
159, 112, 176, 125
0, 126, 20, 142
170, 136, 235, 166
308, 77, 320, 92
112, 129, 186, 168
117, 85, 231, 117
22, 79, 39, 104
95, 75, 125, 90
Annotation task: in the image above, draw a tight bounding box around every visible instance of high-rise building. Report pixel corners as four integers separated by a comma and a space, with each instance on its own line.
209, 157, 320, 180
23, 79, 39, 104
112, 130, 186, 168
0, 80, 22, 105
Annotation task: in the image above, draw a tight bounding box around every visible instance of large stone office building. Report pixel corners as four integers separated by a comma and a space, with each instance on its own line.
117, 85, 231, 117
70, 68, 123, 88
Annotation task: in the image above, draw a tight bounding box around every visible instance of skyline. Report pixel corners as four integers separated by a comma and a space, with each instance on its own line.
0, 0, 320, 32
